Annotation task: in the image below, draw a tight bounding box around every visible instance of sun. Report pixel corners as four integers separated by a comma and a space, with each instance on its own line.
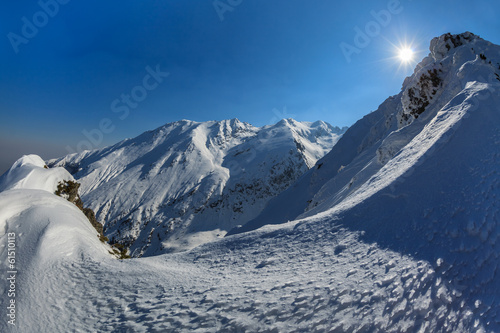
398, 47, 414, 63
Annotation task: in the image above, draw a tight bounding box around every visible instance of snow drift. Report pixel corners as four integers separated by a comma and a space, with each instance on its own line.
0, 156, 112, 332
0, 155, 73, 193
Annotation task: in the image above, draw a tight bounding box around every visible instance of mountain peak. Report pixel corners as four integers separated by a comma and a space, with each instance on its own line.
47, 118, 345, 255
274, 118, 297, 127
430, 32, 481, 60
398, 31, 500, 128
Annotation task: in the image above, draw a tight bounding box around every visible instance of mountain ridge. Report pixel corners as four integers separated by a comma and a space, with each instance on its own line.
231, 31, 500, 235
48, 118, 346, 255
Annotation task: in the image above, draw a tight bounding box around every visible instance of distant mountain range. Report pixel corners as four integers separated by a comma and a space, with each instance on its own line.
48, 118, 346, 255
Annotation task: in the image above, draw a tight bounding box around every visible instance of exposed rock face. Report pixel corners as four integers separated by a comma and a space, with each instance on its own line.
55, 180, 103, 237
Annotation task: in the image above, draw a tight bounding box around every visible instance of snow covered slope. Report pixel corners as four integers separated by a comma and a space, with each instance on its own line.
226, 31, 500, 330
49, 119, 345, 255
234, 31, 500, 234
0, 155, 494, 332
0, 157, 112, 331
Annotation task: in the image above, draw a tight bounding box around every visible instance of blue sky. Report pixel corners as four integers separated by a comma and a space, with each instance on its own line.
1, 0, 500, 173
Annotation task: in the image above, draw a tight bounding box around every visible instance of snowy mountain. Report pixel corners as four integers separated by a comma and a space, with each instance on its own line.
228, 31, 500, 329
1, 32, 499, 332
48, 118, 345, 255
233, 31, 500, 234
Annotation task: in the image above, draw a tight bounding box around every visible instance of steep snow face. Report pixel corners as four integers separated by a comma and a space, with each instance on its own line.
235, 32, 500, 235
49, 119, 345, 255
298, 80, 500, 332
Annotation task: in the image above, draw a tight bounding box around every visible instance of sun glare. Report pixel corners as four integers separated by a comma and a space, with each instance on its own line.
398, 47, 414, 63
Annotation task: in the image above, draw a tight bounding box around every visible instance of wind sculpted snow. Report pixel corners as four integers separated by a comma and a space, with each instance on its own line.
0, 179, 491, 332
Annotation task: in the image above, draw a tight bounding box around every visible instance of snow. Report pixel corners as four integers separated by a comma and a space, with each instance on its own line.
0, 32, 499, 332
0, 154, 74, 193
234, 31, 500, 235
0, 162, 113, 332
230, 32, 500, 330
0, 188, 489, 332
48, 118, 345, 255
